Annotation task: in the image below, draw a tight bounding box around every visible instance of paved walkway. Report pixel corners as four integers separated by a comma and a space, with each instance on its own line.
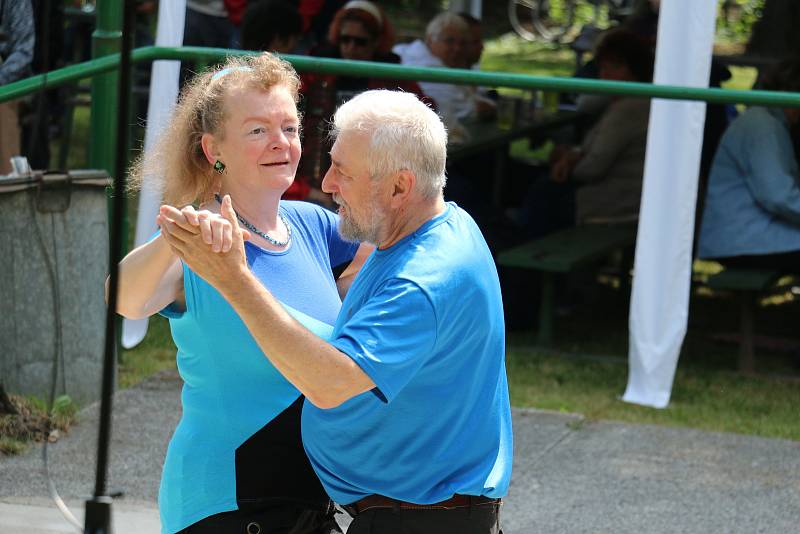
1, 370, 798, 533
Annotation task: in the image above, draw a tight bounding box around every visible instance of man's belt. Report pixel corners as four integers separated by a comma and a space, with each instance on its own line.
341, 494, 501, 517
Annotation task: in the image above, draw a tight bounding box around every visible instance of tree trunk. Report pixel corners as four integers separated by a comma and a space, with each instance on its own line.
0, 384, 19, 415
746, 0, 800, 59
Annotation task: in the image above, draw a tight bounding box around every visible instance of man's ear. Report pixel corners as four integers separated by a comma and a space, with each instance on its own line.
200, 133, 221, 166
389, 170, 416, 208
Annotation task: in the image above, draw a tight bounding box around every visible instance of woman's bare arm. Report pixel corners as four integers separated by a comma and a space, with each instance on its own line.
106, 233, 184, 319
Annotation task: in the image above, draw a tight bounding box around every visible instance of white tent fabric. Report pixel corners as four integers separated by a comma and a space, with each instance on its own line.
623, 0, 718, 408
121, 0, 186, 349
449, 0, 482, 18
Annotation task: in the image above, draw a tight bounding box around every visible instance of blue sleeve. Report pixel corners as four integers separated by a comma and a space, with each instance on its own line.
331, 278, 437, 403
0, 0, 35, 85
743, 116, 800, 225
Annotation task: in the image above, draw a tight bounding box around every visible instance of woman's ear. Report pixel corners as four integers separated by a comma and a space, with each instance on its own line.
201, 133, 220, 166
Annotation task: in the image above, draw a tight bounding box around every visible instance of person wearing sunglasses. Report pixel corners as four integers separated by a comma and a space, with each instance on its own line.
294, 0, 433, 206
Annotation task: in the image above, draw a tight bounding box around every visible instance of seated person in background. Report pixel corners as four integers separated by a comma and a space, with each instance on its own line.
240, 0, 304, 54
457, 11, 498, 100
310, 0, 429, 103
0, 0, 34, 175
571, 0, 730, 182
393, 11, 495, 126
458, 11, 484, 69
296, 0, 431, 204
517, 28, 653, 238
697, 60, 800, 270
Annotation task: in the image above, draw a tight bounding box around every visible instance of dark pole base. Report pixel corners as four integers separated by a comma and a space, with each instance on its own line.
84, 496, 113, 534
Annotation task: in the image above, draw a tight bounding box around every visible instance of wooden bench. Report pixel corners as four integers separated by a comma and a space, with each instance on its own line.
496, 223, 638, 345
705, 268, 783, 373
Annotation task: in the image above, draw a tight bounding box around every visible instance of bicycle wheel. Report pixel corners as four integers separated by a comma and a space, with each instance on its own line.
508, 0, 577, 42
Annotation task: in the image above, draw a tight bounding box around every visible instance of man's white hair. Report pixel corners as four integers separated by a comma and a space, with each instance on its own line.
330, 90, 447, 199
425, 11, 468, 41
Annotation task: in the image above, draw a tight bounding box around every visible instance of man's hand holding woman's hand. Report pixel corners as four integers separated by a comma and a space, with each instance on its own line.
157, 195, 251, 289
157, 199, 251, 253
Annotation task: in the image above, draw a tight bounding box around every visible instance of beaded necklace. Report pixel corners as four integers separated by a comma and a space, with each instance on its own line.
215, 193, 292, 247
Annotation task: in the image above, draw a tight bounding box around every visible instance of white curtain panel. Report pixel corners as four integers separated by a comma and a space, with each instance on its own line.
448, 0, 482, 18
624, 0, 718, 408
121, 0, 186, 349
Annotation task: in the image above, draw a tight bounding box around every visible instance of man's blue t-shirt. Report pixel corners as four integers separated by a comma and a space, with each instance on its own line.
159, 201, 357, 533
301, 202, 513, 505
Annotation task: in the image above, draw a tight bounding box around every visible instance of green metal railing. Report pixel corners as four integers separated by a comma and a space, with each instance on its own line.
2, 41, 795, 271
4, 46, 800, 108
2, 45, 800, 175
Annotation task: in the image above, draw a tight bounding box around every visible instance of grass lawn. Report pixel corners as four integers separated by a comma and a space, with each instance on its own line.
508, 348, 800, 441
53, 31, 799, 444
506, 289, 800, 441
118, 315, 177, 389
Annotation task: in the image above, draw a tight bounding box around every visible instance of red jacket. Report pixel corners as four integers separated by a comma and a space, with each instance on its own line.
223, 0, 247, 25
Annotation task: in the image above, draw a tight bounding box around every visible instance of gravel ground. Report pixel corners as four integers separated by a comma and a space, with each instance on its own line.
1, 370, 799, 533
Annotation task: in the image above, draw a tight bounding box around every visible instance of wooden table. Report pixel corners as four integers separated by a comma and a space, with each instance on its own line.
447, 110, 585, 207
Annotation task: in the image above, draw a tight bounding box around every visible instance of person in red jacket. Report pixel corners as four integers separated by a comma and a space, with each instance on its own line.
224, 0, 247, 26
224, 0, 247, 47
292, 0, 434, 204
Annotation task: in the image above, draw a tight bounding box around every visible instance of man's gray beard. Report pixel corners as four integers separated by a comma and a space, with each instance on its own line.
337, 200, 385, 245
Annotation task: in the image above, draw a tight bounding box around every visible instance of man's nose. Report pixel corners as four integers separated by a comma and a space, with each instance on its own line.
321, 167, 336, 193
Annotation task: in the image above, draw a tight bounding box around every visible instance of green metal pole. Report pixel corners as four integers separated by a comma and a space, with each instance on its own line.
90, 0, 127, 355
90, 0, 122, 174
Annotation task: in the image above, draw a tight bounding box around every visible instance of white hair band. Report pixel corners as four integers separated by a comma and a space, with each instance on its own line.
342, 0, 383, 26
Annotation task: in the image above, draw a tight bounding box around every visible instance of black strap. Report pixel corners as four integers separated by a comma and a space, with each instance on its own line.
332, 259, 352, 280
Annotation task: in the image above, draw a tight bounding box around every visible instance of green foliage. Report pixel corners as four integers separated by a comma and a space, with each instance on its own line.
717, 0, 766, 42
0, 393, 78, 456
481, 34, 576, 78
25, 396, 47, 413
508, 347, 800, 440
51, 395, 76, 417
0, 437, 27, 455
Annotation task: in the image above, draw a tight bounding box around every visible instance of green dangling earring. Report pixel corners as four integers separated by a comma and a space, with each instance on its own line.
214, 160, 226, 174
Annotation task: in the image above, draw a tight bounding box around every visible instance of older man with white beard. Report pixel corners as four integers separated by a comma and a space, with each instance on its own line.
159, 90, 512, 534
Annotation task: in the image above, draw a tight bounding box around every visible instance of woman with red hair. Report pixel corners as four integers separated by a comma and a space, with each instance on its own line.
326, 0, 395, 59
287, 0, 433, 204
